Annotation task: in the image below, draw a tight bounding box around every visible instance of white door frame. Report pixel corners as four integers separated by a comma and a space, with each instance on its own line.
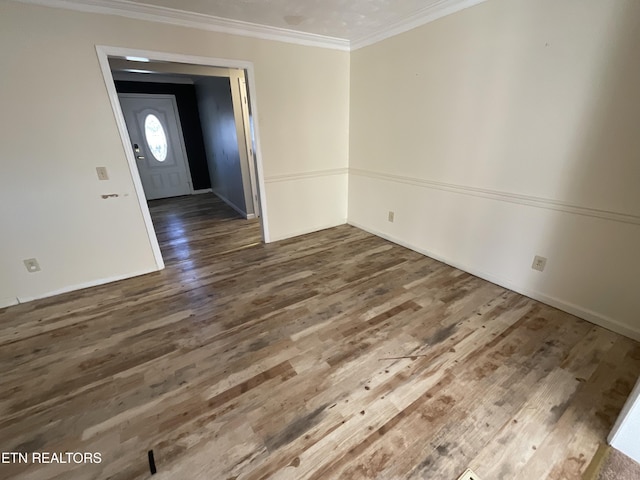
118, 93, 195, 198
608, 376, 640, 462
237, 76, 261, 218
95, 45, 271, 272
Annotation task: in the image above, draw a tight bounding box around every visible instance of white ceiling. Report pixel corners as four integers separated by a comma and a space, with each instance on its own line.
120, 0, 456, 39
15, 0, 488, 49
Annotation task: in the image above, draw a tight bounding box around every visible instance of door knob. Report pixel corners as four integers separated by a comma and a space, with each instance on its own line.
133, 143, 144, 159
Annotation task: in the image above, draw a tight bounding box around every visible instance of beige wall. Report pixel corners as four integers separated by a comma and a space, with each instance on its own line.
349, 0, 640, 338
0, 1, 349, 306
3, 0, 639, 343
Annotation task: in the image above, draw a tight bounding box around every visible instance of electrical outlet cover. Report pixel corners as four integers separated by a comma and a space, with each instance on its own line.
532, 255, 547, 272
23, 258, 41, 273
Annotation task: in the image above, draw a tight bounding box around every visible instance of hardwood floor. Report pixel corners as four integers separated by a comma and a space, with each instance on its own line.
1, 193, 638, 480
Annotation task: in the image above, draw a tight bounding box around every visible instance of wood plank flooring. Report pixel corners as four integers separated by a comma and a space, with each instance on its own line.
1, 193, 639, 480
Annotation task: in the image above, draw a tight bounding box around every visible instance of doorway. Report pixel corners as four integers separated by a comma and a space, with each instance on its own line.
96, 46, 270, 270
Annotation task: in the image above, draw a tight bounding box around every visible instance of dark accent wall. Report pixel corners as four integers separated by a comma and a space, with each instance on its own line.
114, 81, 211, 190
195, 77, 248, 215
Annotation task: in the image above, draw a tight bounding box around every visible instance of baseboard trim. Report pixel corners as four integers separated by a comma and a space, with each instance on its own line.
15, 267, 160, 305
211, 189, 249, 219
348, 220, 640, 342
0, 297, 19, 309
192, 188, 213, 195
269, 219, 347, 243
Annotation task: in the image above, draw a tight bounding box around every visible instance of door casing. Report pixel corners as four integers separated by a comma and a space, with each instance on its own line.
96, 46, 271, 272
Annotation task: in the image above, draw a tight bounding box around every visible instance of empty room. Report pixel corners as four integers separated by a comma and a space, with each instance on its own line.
1, 0, 639, 479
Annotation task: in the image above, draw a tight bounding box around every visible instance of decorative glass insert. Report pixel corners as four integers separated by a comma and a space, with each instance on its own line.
144, 114, 168, 162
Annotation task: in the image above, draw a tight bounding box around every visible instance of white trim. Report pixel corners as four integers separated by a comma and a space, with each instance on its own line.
238, 76, 260, 218
112, 71, 195, 84
12, 0, 493, 51
16, 268, 157, 304
0, 298, 19, 309
14, 0, 350, 51
192, 188, 213, 195
265, 168, 349, 183
269, 220, 348, 243
350, 168, 640, 225
609, 378, 640, 449
243, 62, 270, 242
96, 45, 271, 243
212, 189, 248, 219
96, 47, 165, 271
350, 0, 489, 50
348, 220, 640, 342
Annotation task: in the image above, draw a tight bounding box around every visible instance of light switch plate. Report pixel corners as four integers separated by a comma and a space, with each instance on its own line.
96, 167, 109, 180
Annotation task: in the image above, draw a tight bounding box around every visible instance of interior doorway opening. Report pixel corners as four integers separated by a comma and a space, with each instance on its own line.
96, 46, 270, 271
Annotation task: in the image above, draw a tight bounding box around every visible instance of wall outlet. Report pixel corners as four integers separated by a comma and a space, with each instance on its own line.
457, 469, 482, 480
532, 255, 547, 272
388, 211, 395, 223
96, 166, 109, 180
24, 258, 41, 273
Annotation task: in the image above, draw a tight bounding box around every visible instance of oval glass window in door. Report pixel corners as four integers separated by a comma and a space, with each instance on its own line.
144, 114, 168, 162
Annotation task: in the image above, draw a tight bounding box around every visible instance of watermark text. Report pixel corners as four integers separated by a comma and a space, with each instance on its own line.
1, 452, 102, 464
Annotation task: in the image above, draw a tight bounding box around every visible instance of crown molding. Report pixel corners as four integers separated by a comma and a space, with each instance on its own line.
350, 0, 489, 50
11, 0, 350, 51
13, 0, 491, 51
